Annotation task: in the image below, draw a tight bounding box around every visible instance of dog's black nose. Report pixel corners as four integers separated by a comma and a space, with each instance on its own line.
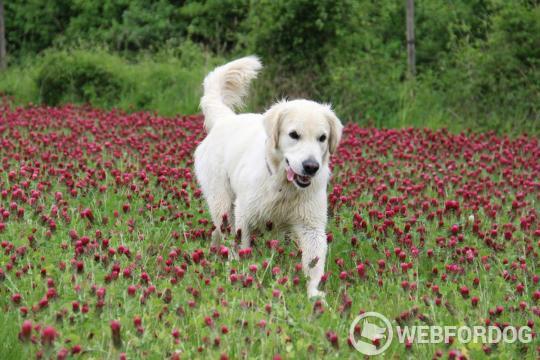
302, 159, 319, 175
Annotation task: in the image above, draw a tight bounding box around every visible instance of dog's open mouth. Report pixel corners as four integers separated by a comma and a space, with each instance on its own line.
286, 166, 312, 188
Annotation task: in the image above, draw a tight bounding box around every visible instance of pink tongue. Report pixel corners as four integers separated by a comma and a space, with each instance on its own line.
286, 167, 295, 182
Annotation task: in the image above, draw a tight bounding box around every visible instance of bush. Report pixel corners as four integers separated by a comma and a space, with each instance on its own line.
2, 44, 221, 116
36, 50, 124, 107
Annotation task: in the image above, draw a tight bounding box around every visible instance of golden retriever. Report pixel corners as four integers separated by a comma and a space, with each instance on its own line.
194, 56, 343, 298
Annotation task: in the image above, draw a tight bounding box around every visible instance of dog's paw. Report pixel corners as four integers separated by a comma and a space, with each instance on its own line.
227, 249, 239, 261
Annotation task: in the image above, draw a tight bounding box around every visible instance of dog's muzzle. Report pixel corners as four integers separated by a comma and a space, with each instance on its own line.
285, 159, 313, 188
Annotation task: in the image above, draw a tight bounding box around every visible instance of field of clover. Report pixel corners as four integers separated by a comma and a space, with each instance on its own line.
0, 103, 538, 359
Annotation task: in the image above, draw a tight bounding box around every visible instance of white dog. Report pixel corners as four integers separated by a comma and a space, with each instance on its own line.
194, 56, 343, 298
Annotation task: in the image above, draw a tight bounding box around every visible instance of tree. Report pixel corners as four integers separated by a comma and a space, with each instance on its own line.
0, 0, 6, 70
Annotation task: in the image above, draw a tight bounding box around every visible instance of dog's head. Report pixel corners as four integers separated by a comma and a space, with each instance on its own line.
263, 100, 343, 189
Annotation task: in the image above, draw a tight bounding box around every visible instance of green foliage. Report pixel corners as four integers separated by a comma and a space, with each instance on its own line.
319, 0, 407, 125
2, 44, 222, 116
37, 50, 124, 107
64, 0, 184, 52
180, 0, 249, 53
414, 1, 540, 133
0, 59, 40, 104
2, 0, 539, 134
242, 0, 353, 102
4, 0, 249, 56
245, 0, 349, 71
317, 0, 539, 134
4, 0, 73, 55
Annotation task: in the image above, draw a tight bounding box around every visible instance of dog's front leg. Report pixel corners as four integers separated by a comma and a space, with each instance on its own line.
294, 225, 327, 299
235, 225, 251, 250
231, 202, 252, 260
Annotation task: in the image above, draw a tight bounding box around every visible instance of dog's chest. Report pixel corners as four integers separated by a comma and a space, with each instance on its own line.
251, 185, 306, 227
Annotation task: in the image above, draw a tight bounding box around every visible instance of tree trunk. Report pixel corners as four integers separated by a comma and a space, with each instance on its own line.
0, 0, 6, 70
406, 0, 415, 77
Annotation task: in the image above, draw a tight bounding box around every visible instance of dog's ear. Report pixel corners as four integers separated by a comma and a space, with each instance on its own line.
325, 107, 343, 154
263, 102, 285, 150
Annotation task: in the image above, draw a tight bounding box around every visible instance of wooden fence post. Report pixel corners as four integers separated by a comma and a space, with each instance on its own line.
0, 0, 6, 70
406, 0, 415, 77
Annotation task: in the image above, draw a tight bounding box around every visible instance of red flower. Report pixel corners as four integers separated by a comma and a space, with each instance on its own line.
110, 320, 122, 348
19, 320, 32, 341
41, 326, 57, 345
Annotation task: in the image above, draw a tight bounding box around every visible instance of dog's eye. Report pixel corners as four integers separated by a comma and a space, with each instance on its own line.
289, 131, 300, 140
318, 134, 327, 142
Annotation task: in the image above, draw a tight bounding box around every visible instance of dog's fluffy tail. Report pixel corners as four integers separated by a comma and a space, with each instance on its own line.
200, 56, 262, 131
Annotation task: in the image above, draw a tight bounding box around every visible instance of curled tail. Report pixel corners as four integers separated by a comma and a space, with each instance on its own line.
200, 56, 262, 131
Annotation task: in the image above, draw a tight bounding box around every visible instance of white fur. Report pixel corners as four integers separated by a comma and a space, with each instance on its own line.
194, 56, 343, 298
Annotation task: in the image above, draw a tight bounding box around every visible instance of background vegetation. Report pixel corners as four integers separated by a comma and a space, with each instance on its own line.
1, 0, 539, 134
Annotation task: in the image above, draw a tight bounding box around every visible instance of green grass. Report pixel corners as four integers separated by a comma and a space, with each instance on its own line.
0, 104, 537, 359
0, 310, 24, 359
